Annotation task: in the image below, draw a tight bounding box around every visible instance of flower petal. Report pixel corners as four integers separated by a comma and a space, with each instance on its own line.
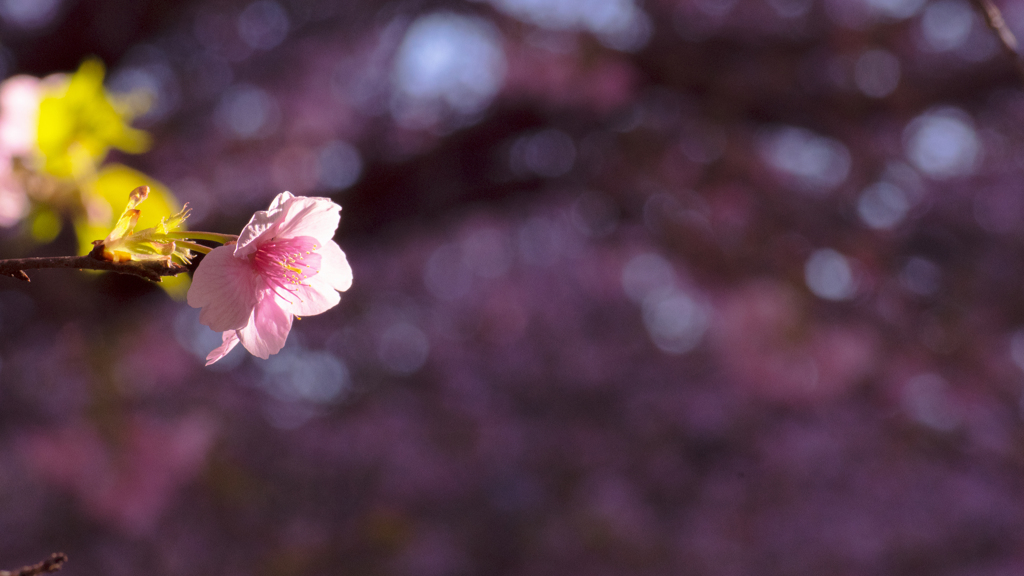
237, 293, 293, 359
187, 245, 257, 332
233, 195, 288, 259
205, 330, 240, 366
277, 239, 349, 317
317, 240, 353, 292
267, 190, 294, 211
272, 195, 341, 243
286, 278, 341, 317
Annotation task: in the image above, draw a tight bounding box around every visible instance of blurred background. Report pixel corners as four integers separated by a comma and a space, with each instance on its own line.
3, 0, 1024, 574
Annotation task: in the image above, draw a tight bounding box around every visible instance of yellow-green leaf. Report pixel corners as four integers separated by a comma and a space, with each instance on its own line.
75, 163, 179, 256
36, 58, 151, 180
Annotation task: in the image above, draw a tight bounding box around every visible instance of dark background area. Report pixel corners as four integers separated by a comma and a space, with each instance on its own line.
4, 0, 1024, 574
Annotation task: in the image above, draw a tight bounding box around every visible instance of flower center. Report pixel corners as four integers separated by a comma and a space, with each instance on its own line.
253, 236, 322, 299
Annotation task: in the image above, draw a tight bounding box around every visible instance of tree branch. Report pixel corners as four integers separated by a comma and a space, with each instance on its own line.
0, 553, 67, 576
971, 0, 1024, 82
0, 246, 187, 282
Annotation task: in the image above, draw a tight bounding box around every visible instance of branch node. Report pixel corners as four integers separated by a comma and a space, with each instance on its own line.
0, 270, 30, 282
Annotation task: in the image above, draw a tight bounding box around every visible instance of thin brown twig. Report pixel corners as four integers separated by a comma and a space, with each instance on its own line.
971, 0, 1024, 82
0, 245, 187, 282
0, 553, 68, 576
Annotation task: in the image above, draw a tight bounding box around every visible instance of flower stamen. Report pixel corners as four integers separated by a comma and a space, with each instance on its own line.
252, 236, 323, 303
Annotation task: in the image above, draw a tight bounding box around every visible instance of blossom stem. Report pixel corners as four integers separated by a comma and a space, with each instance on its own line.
174, 240, 211, 255
0, 247, 187, 282
165, 231, 239, 244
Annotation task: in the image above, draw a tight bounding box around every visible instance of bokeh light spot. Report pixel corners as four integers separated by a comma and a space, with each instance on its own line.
867, 0, 926, 19
642, 289, 709, 354
318, 140, 363, 191
215, 84, 280, 139
805, 249, 858, 301
621, 253, 675, 304
261, 349, 350, 404
0, 0, 61, 29
110, 63, 181, 123
919, 0, 973, 52
487, 0, 651, 51
858, 181, 910, 229
854, 48, 900, 98
760, 126, 851, 193
904, 107, 980, 179
393, 13, 506, 117
595, 7, 651, 52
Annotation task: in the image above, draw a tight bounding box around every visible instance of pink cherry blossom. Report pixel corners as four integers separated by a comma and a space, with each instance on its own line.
0, 75, 40, 157
187, 191, 353, 365
0, 75, 40, 227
